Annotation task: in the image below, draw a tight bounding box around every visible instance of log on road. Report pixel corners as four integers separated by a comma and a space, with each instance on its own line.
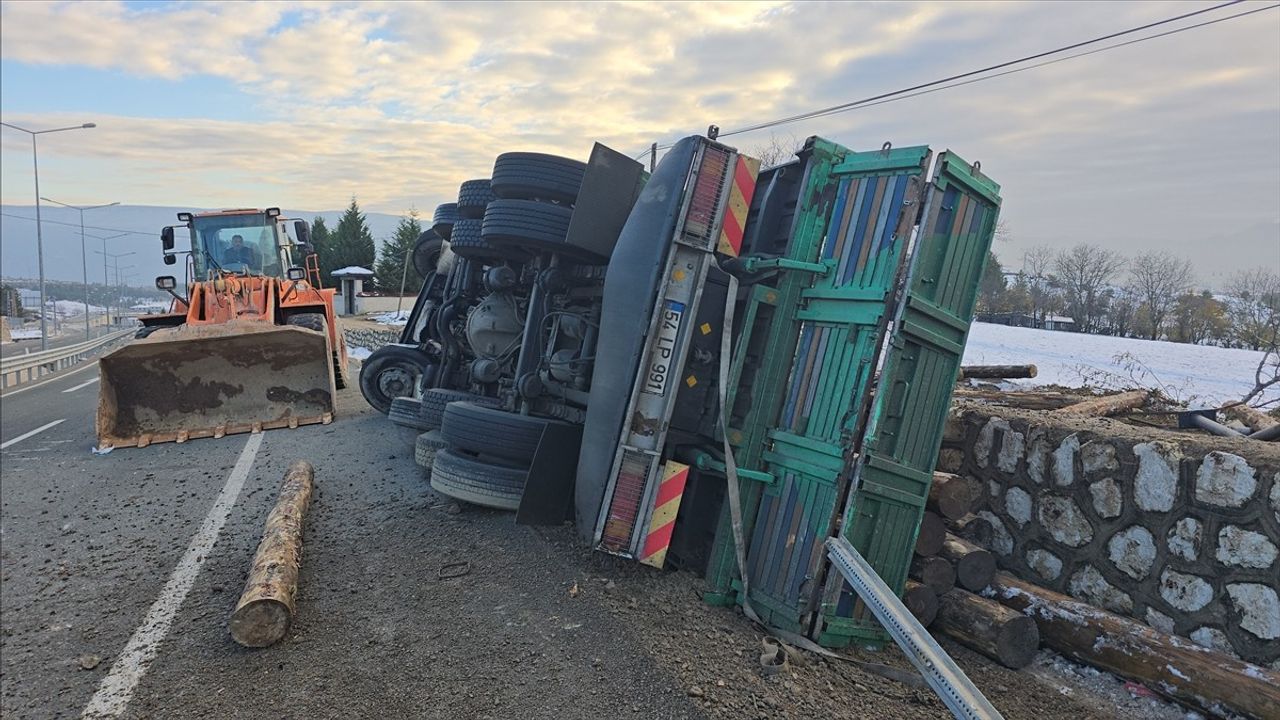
913, 511, 946, 557
989, 572, 1280, 720
230, 460, 315, 648
1056, 390, 1148, 417
903, 580, 939, 627
939, 534, 996, 591
910, 555, 956, 594
927, 472, 980, 521
959, 364, 1037, 380
934, 587, 1039, 669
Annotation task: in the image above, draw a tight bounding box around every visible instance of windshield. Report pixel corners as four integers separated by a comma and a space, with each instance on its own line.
189, 213, 282, 279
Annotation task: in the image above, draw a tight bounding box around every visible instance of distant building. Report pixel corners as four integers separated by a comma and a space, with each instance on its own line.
976, 311, 1076, 332
17, 288, 40, 308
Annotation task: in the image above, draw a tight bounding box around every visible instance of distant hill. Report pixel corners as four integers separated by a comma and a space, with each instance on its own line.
0, 204, 406, 284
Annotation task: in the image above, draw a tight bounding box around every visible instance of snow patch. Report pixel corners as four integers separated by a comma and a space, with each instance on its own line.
348, 346, 372, 361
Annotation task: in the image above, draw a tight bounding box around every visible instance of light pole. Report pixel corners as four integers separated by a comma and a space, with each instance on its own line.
41, 197, 120, 340
94, 250, 134, 327
88, 233, 128, 325
0, 121, 97, 351
116, 265, 136, 322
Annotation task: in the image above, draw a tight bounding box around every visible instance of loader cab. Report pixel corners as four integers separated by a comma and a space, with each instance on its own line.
183, 209, 289, 280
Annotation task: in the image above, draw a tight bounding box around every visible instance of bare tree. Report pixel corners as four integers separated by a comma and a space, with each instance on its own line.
1223, 269, 1280, 408
747, 132, 803, 168
1053, 243, 1126, 334
1024, 245, 1055, 325
1129, 251, 1194, 340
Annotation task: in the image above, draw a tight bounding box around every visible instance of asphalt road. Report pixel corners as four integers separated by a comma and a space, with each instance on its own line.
1, 324, 118, 359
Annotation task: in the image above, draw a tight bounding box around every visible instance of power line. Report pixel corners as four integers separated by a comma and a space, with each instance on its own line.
0, 211, 153, 237
636, 0, 1268, 157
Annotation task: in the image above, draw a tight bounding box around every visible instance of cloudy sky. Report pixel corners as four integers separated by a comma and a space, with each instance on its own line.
1, 0, 1277, 287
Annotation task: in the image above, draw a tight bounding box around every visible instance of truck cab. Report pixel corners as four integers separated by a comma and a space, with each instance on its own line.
163, 207, 312, 282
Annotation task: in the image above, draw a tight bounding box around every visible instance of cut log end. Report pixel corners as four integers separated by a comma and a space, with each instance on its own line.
904, 581, 939, 627
911, 556, 956, 594
1057, 390, 1148, 417
995, 615, 1040, 669
914, 512, 946, 557
230, 599, 292, 648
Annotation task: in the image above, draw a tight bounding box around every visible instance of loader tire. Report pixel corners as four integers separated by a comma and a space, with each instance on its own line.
441, 401, 567, 464
481, 200, 580, 260
430, 448, 526, 511
457, 179, 496, 219
432, 203, 459, 240
389, 396, 430, 430
359, 345, 433, 415
491, 152, 586, 205
419, 388, 501, 431
415, 429, 448, 472
286, 312, 327, 332
447, 219, 526, 262
412, 232, 445, 277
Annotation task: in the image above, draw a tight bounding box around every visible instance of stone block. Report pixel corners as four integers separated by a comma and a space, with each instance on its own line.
1189, 627, 1239, 658
1133, 441, 1179, 513
977, 510, 1014, 556
942, 415, 966, 444
1069, 565, 1133, 613
1038, 495, 1093, 548
937, 447, 964, 473
1026, 427, 1049, 485
1080, 441, 1119, 475
1159, 570, 1214, 613
1052, 434, 1079, 487
1088, 477, 1123, 519
1005, 487, 1032, 527
1270, 472, 1279, 525
1108, 525, 1156, 580
1026, 548, 1063, 581
1215, 525, 1278, 570
1167, 517, 1203, 562
1145, 607, 1175, 635
996, 427, 1025, 474
1225, 583, 1280, 640
1194, 452, 1257, 508
975, 417, 1008, 470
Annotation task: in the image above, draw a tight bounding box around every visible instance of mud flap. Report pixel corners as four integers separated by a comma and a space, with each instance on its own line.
97, 322, 336, 448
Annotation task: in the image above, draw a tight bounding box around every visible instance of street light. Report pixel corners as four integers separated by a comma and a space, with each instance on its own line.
87, 233, 128, 324
0, 121, 97, 350
94, 250, 135, 327
41, 197, 120, 340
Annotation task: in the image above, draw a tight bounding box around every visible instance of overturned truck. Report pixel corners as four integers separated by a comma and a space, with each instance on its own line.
364, 133, 1000, 648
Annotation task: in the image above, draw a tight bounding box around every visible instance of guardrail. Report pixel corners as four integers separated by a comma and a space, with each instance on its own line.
0, 328, 134, 390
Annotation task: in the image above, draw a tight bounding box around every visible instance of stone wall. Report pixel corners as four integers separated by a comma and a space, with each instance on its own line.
940, 403, 1280, 667
342, 326, 400, 352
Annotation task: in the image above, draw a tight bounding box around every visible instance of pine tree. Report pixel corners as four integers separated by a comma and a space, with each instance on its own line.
309, 216, 333, 285
374, 211, 424, 296
323, 197, 377, 288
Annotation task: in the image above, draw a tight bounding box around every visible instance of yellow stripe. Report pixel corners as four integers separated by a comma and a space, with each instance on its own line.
647, 495, 682, 533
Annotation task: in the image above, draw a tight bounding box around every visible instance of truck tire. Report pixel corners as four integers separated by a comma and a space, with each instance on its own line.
440, 402, 566, 464
481, 200, 579, 259
389, 396, 430, 430
419, 388, 501, 431
448, 218, 526, 262
430, 448, 526, 510
432, 203, 459, 240
415, 429, 448, 471
491, 152, 585, 205
359, 344, 433, 415
412, 232, 445, 277
457, 179, 496, 219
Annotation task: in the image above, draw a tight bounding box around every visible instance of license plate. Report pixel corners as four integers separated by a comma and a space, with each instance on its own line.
641, 300, 684, 396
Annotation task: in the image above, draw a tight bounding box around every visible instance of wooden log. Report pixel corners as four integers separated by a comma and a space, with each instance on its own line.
939, 533, 995, 591
230, 460, 315, 648
1056, 390, 1148, 417
903, 580, 938, 627
949, 513, 995, 549
927, 472, 980, 521
910, 555, 956, 594
934, 587, 1039, 669
1222, 403, 1277, 433
913, 511, 946, 557
989, 572, 1280, 720
959, 364, 1037, 380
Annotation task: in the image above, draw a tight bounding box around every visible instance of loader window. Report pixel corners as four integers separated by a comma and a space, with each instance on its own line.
190, 214, 283, 279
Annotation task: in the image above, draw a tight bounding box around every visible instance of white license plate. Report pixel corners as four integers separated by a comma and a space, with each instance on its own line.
641, 300, 685, 396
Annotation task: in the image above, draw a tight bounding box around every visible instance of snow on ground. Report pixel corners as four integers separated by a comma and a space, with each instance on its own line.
348, 346, 372, 361
962, 322, 1276, 407
370, 310, 409, 326
48, 300, 107, 315
9, 329, 40, 339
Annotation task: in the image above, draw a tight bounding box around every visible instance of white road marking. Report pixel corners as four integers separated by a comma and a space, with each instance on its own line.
62, 378, 99, 393
0, 419, 67, 450
0, 360, 98, 398
81, 433, 264, 719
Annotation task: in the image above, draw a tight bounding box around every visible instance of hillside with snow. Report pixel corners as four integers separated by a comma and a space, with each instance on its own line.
962, 322, 1275, 407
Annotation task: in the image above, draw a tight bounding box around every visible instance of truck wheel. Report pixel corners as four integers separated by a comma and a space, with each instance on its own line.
447, 218, 527, 262
481, 200, 584, 260
491, 152, 586, 205
440, 402, 567, 464
430, 448, 526, 510
457, 179, 496, 219
389, 396, 430, 430
415, 430, 447, 472
432, 203, 459, 240
359, 345, 433, 415
412, 232, 445, 277
420, 388, 501, 431
285, 312, 327, 332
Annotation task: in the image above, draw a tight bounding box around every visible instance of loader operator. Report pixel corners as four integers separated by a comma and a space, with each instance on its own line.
224, 235, 256, 269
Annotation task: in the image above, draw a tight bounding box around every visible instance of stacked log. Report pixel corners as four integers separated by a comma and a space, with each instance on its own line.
1056, 389, 1148, 417
933, 587, 1039, 669
1222, 403, 1277, 434
903, 580, 939, 627
938, 534, 996, 592
913, 511, 946, 556
927, 472, 981, 521
958, 364, 1037, 380
909, 556, 955, 594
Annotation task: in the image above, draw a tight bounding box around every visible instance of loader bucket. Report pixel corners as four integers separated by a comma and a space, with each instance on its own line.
97, 321, 336, 448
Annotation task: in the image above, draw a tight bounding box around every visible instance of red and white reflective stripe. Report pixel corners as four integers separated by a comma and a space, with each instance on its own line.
638, 461, 691, 568
716, 155, 760, 257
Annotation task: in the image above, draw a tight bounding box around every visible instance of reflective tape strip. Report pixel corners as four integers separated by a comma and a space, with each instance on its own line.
638, 461, 691, 568
717, 155, 761, 257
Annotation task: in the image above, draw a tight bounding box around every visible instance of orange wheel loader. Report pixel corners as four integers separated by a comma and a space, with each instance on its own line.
96, 207, 348, 448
